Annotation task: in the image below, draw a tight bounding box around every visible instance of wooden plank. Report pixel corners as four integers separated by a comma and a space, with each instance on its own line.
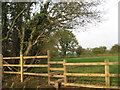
50, 72, 60, 75
105, 60, 110, 86
24, 72, 48, 76
23, 56, 48, 59
65, 73, 120, 77
23, 65, 48, 67
3, 71, 119, 77
3, 57, 20, 59
49, 61, 63, 64
4, 71, 20, 74
50, 82, 120, 89
47, 50, 51, 85
3, 56, 48, 60
50, 81, 55, 84
50, 68, 64, 71
109, 74, 120, 77
56, 79, 64, 82
50, 75, 64, 78
63, 60, 67, 84
3, 64, 21, 67
3, 64, 49, 67
0, 54, 3, 78
54, 79, 64, 89
65, 62, 120, 66
20, 54, 23, 82
63, 83, 120, 89
3, 71, 48, 76
65, 73, 106, 77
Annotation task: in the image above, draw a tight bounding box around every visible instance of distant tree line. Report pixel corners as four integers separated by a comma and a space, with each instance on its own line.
75, 44, 120, 57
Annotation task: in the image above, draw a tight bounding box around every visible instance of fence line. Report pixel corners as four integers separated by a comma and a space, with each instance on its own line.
60, 59, 120, 89
3, 50, 50, 83
2, 52, 120, 89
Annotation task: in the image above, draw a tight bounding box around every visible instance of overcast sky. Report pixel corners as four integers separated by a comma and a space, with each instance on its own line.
73, 0, 119, 50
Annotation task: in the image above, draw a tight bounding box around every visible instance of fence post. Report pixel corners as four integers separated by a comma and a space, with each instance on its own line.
104, 59, 110, 87
20, 54, 23, 82
63, 60, 67, 84
0, 54, 3, 89
47, 50, 50, 85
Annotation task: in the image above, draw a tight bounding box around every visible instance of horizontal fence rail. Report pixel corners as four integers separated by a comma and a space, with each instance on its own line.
3, 64, 48, 67
3, 56, 48, 60
64, 62, 120, 66
3, 71, 49, 76
50, 68, 64, 71
65, 73, 120, 77
49, 61, 63, 64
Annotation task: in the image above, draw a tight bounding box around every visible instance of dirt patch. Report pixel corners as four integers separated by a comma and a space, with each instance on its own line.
2, 74, 53, 89
2, 74, 104, 90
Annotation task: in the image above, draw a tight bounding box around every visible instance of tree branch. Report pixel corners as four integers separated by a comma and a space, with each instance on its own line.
2, 3, 33, 41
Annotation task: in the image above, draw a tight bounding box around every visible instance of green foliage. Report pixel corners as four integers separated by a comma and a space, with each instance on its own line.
2, 2, 32, 57
92, 46, 107, 54
2, 1, 102, 61
110, 44, 120, 54
76, 46, 84, 56
53, 30, 78, 57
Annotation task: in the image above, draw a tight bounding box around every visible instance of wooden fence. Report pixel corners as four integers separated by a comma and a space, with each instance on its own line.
2, 51, 120, 89
49, 60, 120, 89
2, 51, 50, 82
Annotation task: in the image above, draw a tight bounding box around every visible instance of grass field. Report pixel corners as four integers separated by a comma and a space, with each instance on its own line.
51, 55, 119, 86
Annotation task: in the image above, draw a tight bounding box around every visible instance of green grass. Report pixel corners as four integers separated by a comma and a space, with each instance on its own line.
51, 55, 119, 73
52, 55, 119, 62
51, 55, 119, 86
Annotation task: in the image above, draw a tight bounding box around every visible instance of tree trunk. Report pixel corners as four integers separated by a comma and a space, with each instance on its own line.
20, 27, 25, 63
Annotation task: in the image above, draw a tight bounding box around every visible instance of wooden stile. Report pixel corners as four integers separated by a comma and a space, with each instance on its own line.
105, 59, 110, 87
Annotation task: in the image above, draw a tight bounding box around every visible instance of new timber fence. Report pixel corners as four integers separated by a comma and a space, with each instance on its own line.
2, 51, 50, 82
62, 59, 120, 89
2, 51, 120, 89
